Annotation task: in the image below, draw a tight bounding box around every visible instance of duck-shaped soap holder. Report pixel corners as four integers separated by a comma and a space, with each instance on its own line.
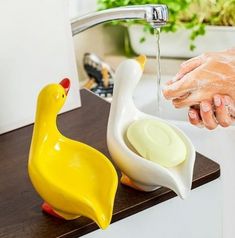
28, 78, 118, 229
107, 56, 196, 199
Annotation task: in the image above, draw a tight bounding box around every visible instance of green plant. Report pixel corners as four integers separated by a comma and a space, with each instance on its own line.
98, 0, 235, 51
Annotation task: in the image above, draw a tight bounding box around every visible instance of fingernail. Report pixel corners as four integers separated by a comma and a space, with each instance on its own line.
201, 102, 211, 112
214, 95, 221, 107
188, 110, 197, 119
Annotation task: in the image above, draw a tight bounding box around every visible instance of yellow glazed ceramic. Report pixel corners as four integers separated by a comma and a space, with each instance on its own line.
28, 79, 118, 229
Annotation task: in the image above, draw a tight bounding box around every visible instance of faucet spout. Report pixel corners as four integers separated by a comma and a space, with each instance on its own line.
71, 5, 168, 35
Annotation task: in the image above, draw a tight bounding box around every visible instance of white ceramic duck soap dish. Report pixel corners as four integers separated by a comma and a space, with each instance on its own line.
107, 55, 196, 199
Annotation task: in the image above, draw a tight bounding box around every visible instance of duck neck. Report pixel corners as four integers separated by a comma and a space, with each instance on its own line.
111, 83, 135, 113
32, 108, 59, 144
111, 62, 141, 115
109, 78, 138, 128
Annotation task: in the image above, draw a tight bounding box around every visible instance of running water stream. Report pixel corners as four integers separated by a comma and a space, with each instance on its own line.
154, 27, 162, 115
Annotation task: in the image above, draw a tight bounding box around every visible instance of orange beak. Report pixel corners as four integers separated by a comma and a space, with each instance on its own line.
59, 78, 70, 95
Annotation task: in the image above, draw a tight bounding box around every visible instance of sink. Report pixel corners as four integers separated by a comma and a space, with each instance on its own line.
133, 73, 235, 237
134, 74, 188, 121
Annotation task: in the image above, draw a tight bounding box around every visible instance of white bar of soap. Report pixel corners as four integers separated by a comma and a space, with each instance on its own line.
127, 119, 187, 167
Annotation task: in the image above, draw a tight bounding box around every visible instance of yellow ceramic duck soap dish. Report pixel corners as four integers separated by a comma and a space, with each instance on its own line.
28, 78, 118, 229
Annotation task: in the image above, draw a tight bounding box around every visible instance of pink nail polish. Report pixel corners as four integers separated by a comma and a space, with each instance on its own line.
214, 95, 221, 107
201, 102, 211, 112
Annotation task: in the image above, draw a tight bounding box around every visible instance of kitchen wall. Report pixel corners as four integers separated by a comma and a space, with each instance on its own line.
0, 0, 80, 134
69, 0, 97, 18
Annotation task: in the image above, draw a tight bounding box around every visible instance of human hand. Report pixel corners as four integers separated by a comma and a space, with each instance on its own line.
162, 49, 235, 108
188, 94, 235, 129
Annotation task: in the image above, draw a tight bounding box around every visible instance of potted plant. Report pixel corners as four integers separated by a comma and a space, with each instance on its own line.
98, 0, 235, 58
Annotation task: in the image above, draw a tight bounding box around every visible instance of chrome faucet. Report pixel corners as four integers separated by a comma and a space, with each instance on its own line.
71, 5, 168, 36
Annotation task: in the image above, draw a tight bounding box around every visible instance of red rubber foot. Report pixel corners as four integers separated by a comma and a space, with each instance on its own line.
41, 202, 64, 219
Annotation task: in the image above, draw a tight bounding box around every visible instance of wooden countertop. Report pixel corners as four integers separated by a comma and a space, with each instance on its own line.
0, 89, 220, 238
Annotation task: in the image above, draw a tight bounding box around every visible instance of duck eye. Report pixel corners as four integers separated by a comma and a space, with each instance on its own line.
62, 94, 65, 98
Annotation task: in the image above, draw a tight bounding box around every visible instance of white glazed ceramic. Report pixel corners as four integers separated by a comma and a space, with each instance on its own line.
107, 58, 196, 199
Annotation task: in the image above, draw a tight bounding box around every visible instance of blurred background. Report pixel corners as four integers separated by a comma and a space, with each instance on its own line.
70, 0, 235, 119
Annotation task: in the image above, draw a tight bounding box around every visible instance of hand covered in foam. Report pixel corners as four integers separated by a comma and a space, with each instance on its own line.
163, 49, 235, 108
188, 94, 235, 130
